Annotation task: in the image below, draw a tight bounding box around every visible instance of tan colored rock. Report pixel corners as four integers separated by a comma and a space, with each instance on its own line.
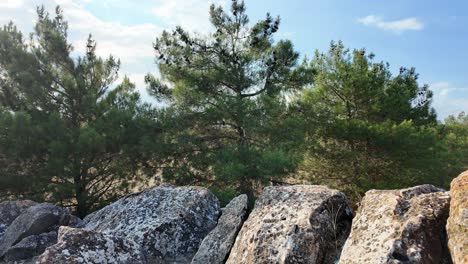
339, 184, 451, 264
226, 185, 353, 264
447, 170, 468, 264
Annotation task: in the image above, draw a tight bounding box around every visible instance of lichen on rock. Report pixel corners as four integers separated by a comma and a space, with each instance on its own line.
446, 170, 468, 264
338, 184, 451, 264
83, 185, 220, 263
226, 185, 352, 264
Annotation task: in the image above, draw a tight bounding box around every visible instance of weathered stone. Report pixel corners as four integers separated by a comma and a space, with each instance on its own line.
0, 200, 37, 240
3, 231, 57, 262
338, 184, 451, 264
226, 185, 352, 264
84, 185, 220, 263
36, 226, 146, 264
0, 203, 69, 258
192, 194, 248, 264
447, 170, 468, 264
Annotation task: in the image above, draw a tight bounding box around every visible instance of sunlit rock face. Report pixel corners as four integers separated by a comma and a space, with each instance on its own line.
338, 184, 451, 264
447, 170, 468, 264
83, 185, 220, 263
226, 185, 352, 264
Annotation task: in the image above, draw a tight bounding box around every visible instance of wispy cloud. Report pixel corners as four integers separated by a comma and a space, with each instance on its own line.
0, 0, 24, 9
151, 0, 225, 34
357, 15, 424, 34
431, 82, 468, 119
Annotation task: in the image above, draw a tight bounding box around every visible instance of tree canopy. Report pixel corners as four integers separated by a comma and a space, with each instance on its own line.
0, 2, 466, 214
0, 7, 158, 217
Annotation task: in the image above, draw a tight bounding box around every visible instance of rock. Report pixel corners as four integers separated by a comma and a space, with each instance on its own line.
0, 200, 37, 240
192, 194, 248, 264
84, 185, 220, 263
3, 231, 57, 262
226, 185, 352, 264
447, 170, 468, 264
338, 184, 451, 264
0, 203, 69, 258
36, 226, 146, 264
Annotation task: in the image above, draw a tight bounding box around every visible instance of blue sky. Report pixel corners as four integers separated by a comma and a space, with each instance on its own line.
0, 0, 466, 120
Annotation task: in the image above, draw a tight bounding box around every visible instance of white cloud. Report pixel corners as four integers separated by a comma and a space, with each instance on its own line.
53, 0, 160, 63
431, 82, 468, 119
151, 0, 225, 34
0, 0, 24, 9
357, 15, 424, 33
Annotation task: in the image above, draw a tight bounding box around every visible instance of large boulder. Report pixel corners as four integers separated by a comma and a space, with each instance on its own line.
84, 185, 220, 263
0, 203, 70, 258
3, 231, 57, 262
447, 170, 468, 264
192, 194, 248, 264
0, 200, 37, 240
226, 185, 352, 264
36, 226, 147, 264
338, 184, 451, 264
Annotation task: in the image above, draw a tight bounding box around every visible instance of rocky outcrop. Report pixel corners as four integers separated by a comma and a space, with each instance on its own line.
447, 170, 468, 264
84, 185, 220, 263
226, 185, 352, 264
37, 226, 146, 264
0, 203, 71, 258
192, 194, 248, 264
3, 231, 57, 262
0, 200, 37, 240
338, 184, 451, 264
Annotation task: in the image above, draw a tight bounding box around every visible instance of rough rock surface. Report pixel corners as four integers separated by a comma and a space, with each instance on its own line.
192, 194, 248, 264
338, 184, 451, 264
447, 170, 468, 264
0, 203, 70, 258
226, 185, 353, 264
3, 231, 57, 262
36, 226, 146, 264
0, 200, 37, 240
84, 185, 220, 263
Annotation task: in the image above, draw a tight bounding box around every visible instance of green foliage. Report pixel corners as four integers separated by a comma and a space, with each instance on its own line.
0, 7, 159, 217
0, 3, 466, 215
295, 41, 442, 204
147, 0, 312, 199
439, 112, 468, 183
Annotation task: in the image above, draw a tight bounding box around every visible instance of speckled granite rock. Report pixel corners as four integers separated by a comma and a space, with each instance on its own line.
226, 185, 352, 264
0, 200, 37, 240
3, 231, 57, 262
84, 185, 220, 263
0, 203, 70, 258
191, 194, 248, 264
338, 184, 451, 264
447, 170, 468, 264
36, 226, 146, 264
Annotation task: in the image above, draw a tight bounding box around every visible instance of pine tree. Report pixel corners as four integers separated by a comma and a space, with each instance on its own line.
0, 6, 157, 217
295, 41, 441, 201
147, 0, 312, 201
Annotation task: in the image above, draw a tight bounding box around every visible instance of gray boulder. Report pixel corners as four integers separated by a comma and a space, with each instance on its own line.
0, 200, 37, 240
36, 226, 146, 264
0, 203, 70, 258
226, 185, 353, 264
84, 185, 220, 263
191, 194, 248, 264
3, 231, 57, 262
338, 184, 451, 264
